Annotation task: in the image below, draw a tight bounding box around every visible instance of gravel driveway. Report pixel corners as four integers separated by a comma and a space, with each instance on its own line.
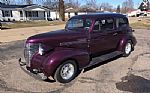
0, 29, 150, 93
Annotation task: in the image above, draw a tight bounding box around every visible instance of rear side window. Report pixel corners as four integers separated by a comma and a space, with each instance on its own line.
116, 18, 128, 28
101, 19, 114, 30
93, 18, 114, 32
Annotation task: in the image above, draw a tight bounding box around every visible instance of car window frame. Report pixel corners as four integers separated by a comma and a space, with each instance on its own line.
65, 18, 92, 31
116, 17, 129, 29
92, 17, 115, 33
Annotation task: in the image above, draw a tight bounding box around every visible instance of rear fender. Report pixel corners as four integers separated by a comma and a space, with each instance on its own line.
117, 35, 135, 52
117, 37, 128, 52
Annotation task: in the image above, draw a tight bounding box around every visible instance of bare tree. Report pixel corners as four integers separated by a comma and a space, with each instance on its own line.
59, 0, 65, 21
85, 0, 98, 10
26, 0, 33, 4
0, 0, 11, 4
65, 0, 80, 9
43, 0, 59, 10
116, 5, 121, 13
100, 2, 113, 12
121, 0, 134, 13
43, 0, 65, 21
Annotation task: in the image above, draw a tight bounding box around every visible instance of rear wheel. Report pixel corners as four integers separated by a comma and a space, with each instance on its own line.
54, 60, 78, 83
122, 40, 133, 57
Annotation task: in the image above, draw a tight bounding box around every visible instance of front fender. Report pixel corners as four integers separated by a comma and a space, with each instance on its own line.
43, 48, 90, 77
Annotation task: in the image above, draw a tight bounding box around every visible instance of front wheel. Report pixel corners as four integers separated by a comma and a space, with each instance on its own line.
122, 40, 133, 57
54, 60, 78, 83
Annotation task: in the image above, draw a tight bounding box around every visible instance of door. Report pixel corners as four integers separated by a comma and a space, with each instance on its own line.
90, 18, 121, 56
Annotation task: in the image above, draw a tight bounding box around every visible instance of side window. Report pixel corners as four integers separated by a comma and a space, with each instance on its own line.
116, 18, 128, 28
101, 18, 114, 30
93, 18, 114, 32
84, 19, 92, 29
93, 20, 101, 32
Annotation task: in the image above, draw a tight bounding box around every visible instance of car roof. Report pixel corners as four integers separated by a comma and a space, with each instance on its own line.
71, 13, 127, 19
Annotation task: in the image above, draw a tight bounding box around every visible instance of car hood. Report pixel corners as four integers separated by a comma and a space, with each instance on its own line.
26, 29, 87, 46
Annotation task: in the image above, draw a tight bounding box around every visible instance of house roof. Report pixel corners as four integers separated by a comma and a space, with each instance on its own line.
0, 3, 50, 11
0, 4, 35, 8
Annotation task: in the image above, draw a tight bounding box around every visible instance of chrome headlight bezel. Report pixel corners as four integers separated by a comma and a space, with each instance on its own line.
24, 42, 53, 67
38, 43, 44, 55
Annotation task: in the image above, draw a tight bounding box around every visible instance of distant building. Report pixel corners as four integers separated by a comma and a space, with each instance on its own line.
127, 9, 141, 17
0, 3, 59, 21
128, 0, 150, 17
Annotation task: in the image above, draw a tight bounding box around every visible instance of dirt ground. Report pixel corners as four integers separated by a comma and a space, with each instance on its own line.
0, 24, 65, 43
0, 25, 150, 93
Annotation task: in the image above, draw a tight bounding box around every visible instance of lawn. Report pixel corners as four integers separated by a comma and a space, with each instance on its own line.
129, 17, 150, 29
2, 20, 66, 29
1, 17, 150, 29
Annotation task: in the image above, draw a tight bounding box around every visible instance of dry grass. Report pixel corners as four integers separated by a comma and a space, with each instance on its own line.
129, 17, 150, 29
2, 20, 66, 29
2, 17, 150, 29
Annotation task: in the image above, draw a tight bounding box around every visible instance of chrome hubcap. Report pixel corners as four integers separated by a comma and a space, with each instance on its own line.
125, 43, 132, 54
60, 63, 75, 80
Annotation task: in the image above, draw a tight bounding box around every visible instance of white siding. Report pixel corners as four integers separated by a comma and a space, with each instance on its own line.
78, 12, 87, 15
0, 10, 2, 21
50, 11, 59, 20
65, 12, 87, 19
1, 6, 60, 21
12, 11, 20, 21
31, 8, 45, 11
70, 13, 75, 17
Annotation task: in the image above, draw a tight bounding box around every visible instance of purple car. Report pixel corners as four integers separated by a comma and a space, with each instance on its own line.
19, 13, 136, 83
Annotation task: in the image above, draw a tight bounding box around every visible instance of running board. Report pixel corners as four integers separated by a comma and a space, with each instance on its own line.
86, 51, 122, 68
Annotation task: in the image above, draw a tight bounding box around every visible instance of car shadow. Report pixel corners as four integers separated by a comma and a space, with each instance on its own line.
83, 55, 122, 73
44, 78, 56, 83
116, 74, 150, 93
1, 27, 11, 30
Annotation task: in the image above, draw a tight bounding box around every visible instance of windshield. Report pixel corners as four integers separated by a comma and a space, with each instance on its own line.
66, 18, 92, 30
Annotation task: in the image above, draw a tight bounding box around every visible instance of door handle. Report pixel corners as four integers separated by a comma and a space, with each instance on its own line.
113, 33, 118, 36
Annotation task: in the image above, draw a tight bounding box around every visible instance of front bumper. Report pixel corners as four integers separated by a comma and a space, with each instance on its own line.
19, 58, 47, 80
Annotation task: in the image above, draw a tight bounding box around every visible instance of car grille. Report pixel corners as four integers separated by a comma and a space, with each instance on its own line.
24, 43, 39, 67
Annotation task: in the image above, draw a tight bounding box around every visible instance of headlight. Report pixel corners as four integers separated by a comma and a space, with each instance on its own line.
38, 44, 44, 55
24, 43, 53, 66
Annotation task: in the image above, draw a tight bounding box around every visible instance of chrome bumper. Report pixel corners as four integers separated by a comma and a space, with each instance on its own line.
18, 58, 47, 80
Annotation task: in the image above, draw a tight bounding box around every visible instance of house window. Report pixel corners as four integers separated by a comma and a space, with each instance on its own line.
32, 11, 38, 17
25, 11, 38, 17
47, 11, 51, 17
2, 10, 13, 17
28, 11, 32, 17
20, 11, 23, 17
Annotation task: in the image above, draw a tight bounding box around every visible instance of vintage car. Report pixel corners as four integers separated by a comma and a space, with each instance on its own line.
19, 13, 137, 83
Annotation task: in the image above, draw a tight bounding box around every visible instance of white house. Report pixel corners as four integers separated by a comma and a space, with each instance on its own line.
0, 4, 59, 21
127, 9, 141, 17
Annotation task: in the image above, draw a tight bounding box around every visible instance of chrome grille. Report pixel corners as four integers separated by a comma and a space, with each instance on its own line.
24, 43, 39, 67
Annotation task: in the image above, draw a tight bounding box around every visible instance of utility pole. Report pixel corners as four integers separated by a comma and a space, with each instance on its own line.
59, 0, 65, 21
